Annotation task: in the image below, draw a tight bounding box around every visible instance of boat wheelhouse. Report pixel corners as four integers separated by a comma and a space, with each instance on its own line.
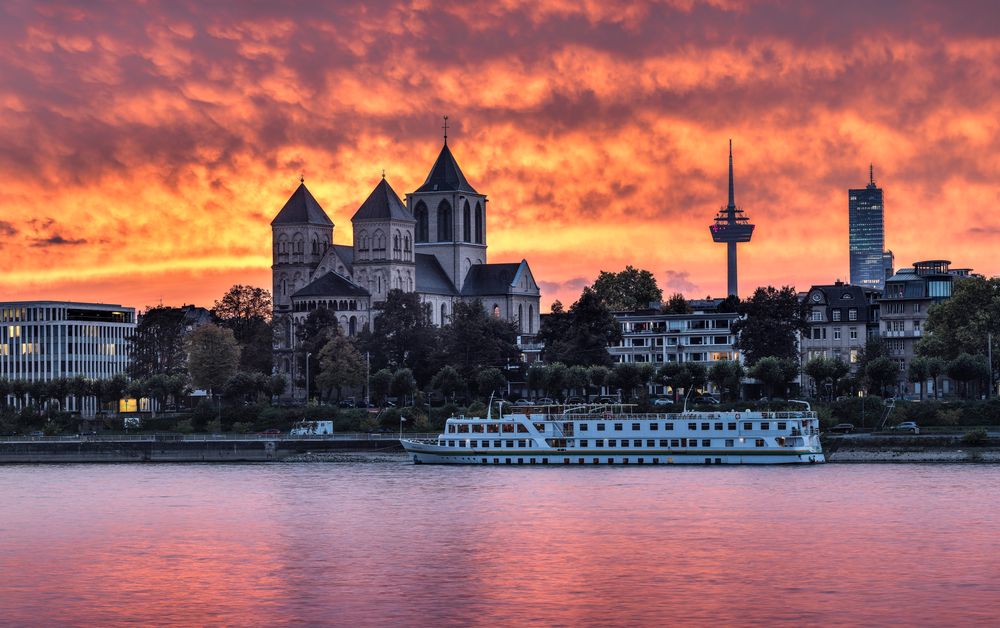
401, 404, 824, 465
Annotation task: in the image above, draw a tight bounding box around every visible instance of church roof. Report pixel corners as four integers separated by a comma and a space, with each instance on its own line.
415, 254, 458, 295
291, 272, 369, 299
461, 262, 524, 296
414, 144, 478, 194
271, 183, 334, 226
332, 244, 354, 269
352, 178, 414, 222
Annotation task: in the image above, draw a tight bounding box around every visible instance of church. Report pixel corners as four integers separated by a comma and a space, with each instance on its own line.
270, 129, 542, 387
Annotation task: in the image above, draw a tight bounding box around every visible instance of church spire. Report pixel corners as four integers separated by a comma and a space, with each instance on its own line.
442, 115, 449, 146
727, 139, 735, 209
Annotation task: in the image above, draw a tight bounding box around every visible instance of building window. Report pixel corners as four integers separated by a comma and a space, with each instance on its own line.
810, 310, 823, 322
437, 200, 453, 241
832, 309, 841, 321
415, 202, 429, 242
474, 202, 484, 244
850, 327, 858, 340
833, 328, 841, 340
848, 308, 858, 321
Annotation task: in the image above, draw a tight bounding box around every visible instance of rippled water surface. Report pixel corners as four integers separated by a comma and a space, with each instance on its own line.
1, 459, 999, 626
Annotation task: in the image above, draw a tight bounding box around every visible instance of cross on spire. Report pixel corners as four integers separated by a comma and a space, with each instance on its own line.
442, 115, 449, 145
299, 172, 304, 184
381, 168, 385, 179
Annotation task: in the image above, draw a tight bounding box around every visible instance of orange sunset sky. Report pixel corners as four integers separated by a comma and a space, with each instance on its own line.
1, 0, 998, 312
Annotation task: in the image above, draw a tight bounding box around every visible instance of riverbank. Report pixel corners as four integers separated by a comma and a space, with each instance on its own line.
824, 434, 1000, 462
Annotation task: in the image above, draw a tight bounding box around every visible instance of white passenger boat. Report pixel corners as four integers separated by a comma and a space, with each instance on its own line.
401, 403, 825, 465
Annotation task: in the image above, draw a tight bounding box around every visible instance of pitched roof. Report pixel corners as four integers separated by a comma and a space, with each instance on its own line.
271, 183, 334, 226
351, 178, 414, 222
461, 262, 523, 296
414, 144, 478, 194
332, 244, 354, 269
415, 254, 457, 295
291, 272, 369, 299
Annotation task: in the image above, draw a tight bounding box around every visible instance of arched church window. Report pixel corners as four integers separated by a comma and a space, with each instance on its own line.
529, 305, 535, 333
518, 304, 524, 332
437, 200, 453, 241
492, 304, 501, 318
463, 201, 471, 242
441, 303, 448, 325
393, 233, 401, 259
404, 234, 411, 255
349, 316, 357, 337
475, 202, 484, 244
415, 201, 429, 242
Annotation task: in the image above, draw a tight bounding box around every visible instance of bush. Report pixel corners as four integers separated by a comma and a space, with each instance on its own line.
231, 422, 254, 434
465, 401, 487, 417
960, 428, 989, 447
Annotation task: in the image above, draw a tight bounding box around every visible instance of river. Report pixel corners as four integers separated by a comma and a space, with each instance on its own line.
1, 458, 998, 626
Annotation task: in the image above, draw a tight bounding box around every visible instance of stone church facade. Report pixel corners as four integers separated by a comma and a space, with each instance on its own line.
271, 138, 542, 393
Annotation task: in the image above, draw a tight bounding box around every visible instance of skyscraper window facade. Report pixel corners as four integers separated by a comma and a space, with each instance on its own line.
849, 166, 888, 290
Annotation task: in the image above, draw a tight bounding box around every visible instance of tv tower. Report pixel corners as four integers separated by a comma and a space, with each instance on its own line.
709, 140, 755, 297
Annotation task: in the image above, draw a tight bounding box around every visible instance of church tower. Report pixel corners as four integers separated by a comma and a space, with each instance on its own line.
351, 176, 416, 303
405, 118, 487, 291
271, 179, 335, 312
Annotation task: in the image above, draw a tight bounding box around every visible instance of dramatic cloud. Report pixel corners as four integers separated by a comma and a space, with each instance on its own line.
0, 0, 997, 309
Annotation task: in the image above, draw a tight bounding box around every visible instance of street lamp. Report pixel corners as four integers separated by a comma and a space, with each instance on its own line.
399, 415, 406, 440
305, 352, 312, 405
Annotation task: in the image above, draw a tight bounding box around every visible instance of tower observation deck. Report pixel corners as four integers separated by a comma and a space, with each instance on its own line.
709, 140, 755, 297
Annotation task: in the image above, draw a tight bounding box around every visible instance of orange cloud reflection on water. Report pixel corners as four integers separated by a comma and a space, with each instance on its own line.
0, 1, 998, 310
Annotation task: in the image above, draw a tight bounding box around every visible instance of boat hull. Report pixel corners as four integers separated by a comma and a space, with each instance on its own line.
401, 440, 824, 465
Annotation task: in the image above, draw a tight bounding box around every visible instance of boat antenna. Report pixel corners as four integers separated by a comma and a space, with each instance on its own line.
683, 387, 694, 413
788, 399, 811, 412
487, 391, 495, 420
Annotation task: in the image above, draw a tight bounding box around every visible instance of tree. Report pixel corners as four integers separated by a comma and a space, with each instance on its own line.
566, 365, 589, 399
588, 365, 611, 398
804, 357, 848, 400
439, 300, 519, 383
610, 363, 644, 401
661, 293, 692, 314
370, 369, 393, 406
926, 357, 946, 400
540, 287, 622, 366
431, 365, 465, 402
544, 363, 568, 399
865, 356, 899, 397
731, 286, 808, 366
708, 360, 745, 401
526, 365, 547, 398
476, 368, 506, 399
916, 277, 1000, 393
315, 336, 366, 402
390, 368, 417, 406
295, 308, 341, 395
907, 356, 931, 401
657, 363, 691, 401
750, 357, 798, 399
591, 266, 663, 312
222, 371, 261, 404
212, 285, 273, 374
947, 353, 988, 399
357, 290, 438, 386
128, 306, 190, 379
187, 324, 241, 396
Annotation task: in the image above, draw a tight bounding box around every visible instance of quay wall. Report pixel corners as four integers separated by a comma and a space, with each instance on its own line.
0, 437, 403, 463
823, 435, 1000, 463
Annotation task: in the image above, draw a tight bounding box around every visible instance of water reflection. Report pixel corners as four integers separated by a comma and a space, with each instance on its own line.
1, 461, 998, 626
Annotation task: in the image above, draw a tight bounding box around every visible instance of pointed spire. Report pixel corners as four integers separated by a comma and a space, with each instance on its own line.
442, 115, 449, 146
727, 139, 735, 209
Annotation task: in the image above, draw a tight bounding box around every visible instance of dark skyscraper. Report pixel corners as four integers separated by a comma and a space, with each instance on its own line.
710, 140, 754, 297
849, 165, 888, 290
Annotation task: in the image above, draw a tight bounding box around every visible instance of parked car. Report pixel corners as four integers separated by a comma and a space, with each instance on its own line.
536, 397, 555, 405
514, 398, 534, 406
338, 399, 356, 408
597, 396, 619, 404
693, 396, 720, 405
565, 397, 585, 405
892, 422, 920, 434
652, 398, 674, 406
829, 423, 855, 434
256, 429, 282, 436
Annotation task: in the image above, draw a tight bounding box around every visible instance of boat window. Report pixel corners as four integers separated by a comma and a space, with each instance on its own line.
494, 458, 499, 464
564, 458, 570, 464
506, 459, 512, 464
743, 422, 752, 431
688, 422, 697, 430
530, 458, 536, 464
631, 423, 641, 431
755, 438, 765, 447
633, 439, 642, 447
761, 422, 769, 430
725, 439, 734, 447
502, 424, 514, 433
517, 424, 529, 433
542, 458, 548, 464
473, 425, 484, 433
608, 439, 617, 447
533, 423, 545, 432
593, 458, 600, 464
714, 422, 723, 430
652, 458, 659, 464
701, 422, 710, 430
702, 439, 711, 447
650, 423, 659, 431
614, 423, 623, 431
664, 423, 673, 431
688, 439, 696, 447
458, 424, 470, 433
580, 439, 589, 447
579, 423, 589, 431
671, 439, 680, 447
447, 424, 456, 433
597, 423, 606, 431
728, 423, 737, 430
506, 440, 514, 447
487, 424, 499, 433
777, 422, 787, 430
470, 440, 478, 447
596, 440, 604, 448
638, 458, 644, 464
659, 439, 669, 447
646, 439, 655, 447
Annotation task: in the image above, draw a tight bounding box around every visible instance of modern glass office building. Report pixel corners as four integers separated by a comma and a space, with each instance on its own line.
0, 301, 135, 382
849, 166, 888, 290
